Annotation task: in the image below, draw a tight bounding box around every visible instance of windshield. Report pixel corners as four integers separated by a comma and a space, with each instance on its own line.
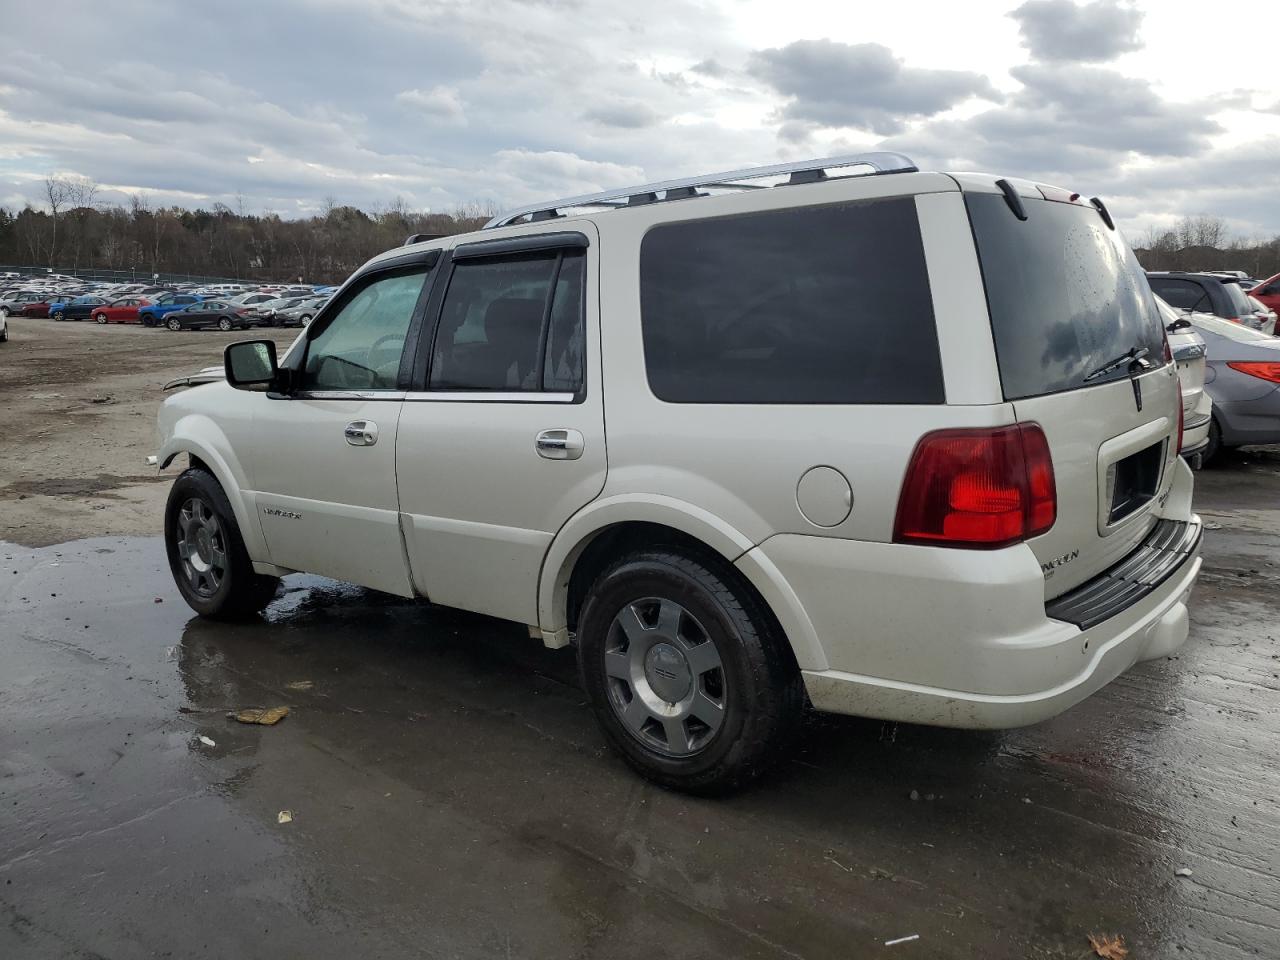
967, 193, 1168, 400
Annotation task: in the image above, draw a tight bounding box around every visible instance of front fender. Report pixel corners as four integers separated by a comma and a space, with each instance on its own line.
157, 410, 266, 561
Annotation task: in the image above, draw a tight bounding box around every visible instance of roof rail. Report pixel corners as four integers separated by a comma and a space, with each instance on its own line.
483, 152, 919, 229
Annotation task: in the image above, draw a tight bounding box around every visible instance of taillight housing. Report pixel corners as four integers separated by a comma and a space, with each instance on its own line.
894, 424, 1057, 549
1226, 361, 1280, 384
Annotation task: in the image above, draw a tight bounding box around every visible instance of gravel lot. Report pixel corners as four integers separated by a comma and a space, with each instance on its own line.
1, 316, 1278, 958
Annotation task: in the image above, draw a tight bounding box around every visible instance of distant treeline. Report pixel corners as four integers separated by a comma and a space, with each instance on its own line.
0, 176, 494, 284
1, 177, 1278, 284
1134, 215, 1280, 278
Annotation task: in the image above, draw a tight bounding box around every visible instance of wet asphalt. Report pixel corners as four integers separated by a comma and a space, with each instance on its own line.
2, 455, 1279, 959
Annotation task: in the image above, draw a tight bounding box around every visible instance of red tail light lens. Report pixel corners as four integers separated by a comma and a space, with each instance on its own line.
1226, 361, 1280, 384
894, 425, 1057, 549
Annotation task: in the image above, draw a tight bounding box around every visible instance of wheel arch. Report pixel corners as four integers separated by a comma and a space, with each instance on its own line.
538, 496, 823, 668
158, 422, 266, 560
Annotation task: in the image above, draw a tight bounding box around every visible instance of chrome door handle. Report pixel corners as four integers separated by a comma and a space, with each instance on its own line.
535, 428, 584, 460
344, 420, 378, 446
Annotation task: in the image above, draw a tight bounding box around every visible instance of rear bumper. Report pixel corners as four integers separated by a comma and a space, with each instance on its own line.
799, 545, 1199, 729
743, 486, 1202, 730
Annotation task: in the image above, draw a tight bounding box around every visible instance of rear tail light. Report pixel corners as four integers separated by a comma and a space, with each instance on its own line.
894, 424, 1057, 549
1226, 361, 1280, 384
1162, 331, 1173, 364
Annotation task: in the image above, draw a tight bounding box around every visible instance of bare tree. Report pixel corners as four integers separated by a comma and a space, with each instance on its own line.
43, 175, 72, 265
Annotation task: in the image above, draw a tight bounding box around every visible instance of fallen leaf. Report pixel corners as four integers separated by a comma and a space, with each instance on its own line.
277, 810, 293, 824
198, 735, 216, 747
1088, 933, 1128, 959
228, 706, 289, 725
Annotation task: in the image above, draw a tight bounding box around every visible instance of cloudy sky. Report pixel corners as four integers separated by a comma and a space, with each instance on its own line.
1, 0, 1277, 235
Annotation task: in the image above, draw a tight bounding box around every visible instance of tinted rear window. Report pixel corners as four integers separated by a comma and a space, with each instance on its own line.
639, 197, 943, 404
1148, 277, 1211, 313
967, 194, 1167, 400
1222, 281, 1254, 316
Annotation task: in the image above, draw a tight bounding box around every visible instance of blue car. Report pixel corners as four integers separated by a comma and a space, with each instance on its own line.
49, 295, 109, 321
138, 293, 209, 327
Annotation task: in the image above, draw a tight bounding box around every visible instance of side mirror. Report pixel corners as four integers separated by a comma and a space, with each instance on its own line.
224, 339, 280, 391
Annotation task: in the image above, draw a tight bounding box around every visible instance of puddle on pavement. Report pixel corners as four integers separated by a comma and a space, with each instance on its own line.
1, 535, 1277, 959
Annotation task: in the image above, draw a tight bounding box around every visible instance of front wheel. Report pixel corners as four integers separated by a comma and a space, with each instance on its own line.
577, 549, 804, 794
299, 315, 311, 326
95, 312, 108, 324
217, 317, 232, 331
53, 311, 65, 321
167, 317, 181, 331
164, 468, 278, 619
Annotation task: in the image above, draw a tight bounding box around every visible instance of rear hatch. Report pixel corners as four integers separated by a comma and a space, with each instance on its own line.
966, 189, 1181, 600
1153, 297, 1208, 416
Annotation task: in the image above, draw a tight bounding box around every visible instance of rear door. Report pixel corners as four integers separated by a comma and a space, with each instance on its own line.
966, 190, 1181, 598
395, 227, 606, 626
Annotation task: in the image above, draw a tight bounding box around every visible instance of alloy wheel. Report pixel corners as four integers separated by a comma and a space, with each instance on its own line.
96, 313, 107, 324
604, 597, 727, 757
175, 497, 226, 598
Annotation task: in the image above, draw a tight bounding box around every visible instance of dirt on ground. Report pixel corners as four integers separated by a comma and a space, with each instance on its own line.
0, 316, 299, 546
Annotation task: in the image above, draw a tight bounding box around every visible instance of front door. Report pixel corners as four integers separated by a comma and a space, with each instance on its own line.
396, 227, 607, 625
249, 263, 434, 596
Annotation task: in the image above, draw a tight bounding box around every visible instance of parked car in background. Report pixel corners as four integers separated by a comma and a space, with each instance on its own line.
1154, 296, 1213, 463
1148, 271, 1275, 335
139, 293, 206, 326
50, 295, 109, 321
161, 299, 259, 331
1248, 295, 1278, 332
273, 296, 328, 327
1185, 311, 1280, 461
20, 298, 55, 318
0, 291, 47, 317
92, 297, 152, 324
1250, 272, 1280, 316
229, 292, 278, 308
157, 155, 1201, 792
249, 296, 308, 326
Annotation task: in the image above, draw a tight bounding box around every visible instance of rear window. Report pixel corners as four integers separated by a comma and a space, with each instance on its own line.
967, 194, 1167, 400
1222, 281, 1255, 317
639, 197, 944, 404
1149, 277, 1212, 313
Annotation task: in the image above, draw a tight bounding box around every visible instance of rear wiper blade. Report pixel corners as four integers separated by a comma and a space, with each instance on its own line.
1084, 345, 1150, 382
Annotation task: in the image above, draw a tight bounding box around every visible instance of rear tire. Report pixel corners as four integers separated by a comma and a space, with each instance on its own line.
218, 317, 232, 331
53, 311, 65, 321
577, 548, 804, 794
1202, 417, 1223, 465
164, 468, 279, 619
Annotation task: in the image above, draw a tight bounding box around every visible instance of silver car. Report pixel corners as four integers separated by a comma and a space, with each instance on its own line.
1187, 312, 1280, 461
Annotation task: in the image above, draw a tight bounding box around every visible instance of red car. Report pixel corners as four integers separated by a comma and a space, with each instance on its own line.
91, 297, 152, 324
1251, 272, 1280, 316
20, 298, 54, 318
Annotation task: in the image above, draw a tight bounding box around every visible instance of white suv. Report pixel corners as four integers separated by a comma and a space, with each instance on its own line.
157, 154, 1202, 792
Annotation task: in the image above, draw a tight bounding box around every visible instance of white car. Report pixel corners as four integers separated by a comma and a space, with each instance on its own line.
157, 154, 1202, 791
1153, 296, 1213, 463
0, 304, 7, 342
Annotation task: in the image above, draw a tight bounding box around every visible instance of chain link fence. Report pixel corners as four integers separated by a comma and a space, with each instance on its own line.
0, 265, 250, 285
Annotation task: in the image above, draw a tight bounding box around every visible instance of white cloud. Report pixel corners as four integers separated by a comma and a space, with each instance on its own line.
395, 86, 467, 125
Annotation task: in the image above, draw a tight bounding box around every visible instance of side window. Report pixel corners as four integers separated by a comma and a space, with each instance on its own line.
302, 269, 428, 392
639, 198, 943, 404
429, 249, 585, 393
